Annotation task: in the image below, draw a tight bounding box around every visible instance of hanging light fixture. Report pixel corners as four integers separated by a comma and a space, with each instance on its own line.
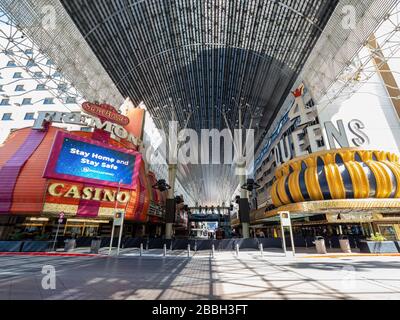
152, 179, 171, 192
241, 179, 261, 191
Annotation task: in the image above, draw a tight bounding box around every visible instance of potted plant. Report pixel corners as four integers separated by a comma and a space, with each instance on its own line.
359, 233, 399, 253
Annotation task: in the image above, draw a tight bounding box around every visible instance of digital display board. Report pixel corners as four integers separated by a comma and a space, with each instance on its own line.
44, 132, 141, 189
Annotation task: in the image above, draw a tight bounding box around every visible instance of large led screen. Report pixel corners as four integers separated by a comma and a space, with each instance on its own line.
44, 132, 141, 189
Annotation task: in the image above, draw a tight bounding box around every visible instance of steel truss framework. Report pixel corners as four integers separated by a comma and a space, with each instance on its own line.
302, 0, 399, 104
317, 4, 400, 112
256, 0, 399, 159
2, 1, 395, 206
0, 10, 83, 109
253, 4, 400, 210
57, 0, 338, 205
0, 0, 124, 107
0, 7, 195, 207
59, 0, 337, 137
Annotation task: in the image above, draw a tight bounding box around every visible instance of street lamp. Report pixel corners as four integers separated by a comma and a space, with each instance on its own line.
241, 179, 261, 192
152, 179, 171, 192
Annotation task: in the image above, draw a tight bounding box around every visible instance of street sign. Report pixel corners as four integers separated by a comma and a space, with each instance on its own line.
52, 212, 65, 252
280, 211, 292, 227
109, 210, 126, 256
279, 211, 295, 257
113, 211, 124, 226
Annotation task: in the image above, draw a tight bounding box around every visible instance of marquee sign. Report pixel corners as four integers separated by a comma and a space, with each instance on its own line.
82, 102, 130, 126
44, 131, 142, 190
33, 108, 142, 147
255, 84, 370, 169
47, 182, 131, 204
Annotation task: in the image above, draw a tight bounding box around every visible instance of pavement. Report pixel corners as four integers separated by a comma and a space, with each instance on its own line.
0, 248, 400, 300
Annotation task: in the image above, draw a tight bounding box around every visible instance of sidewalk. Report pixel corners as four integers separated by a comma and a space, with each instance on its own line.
1, 249, 400, 300
2, 246, 400, 259
54, 246, 400, 259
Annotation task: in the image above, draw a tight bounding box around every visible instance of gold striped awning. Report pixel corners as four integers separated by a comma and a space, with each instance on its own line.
251, 198, 400, 224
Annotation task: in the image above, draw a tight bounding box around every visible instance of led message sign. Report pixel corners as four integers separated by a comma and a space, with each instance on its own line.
44, 132, 142, 189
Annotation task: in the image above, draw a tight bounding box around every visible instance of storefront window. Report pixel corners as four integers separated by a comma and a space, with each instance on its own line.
377, 225, 398, 241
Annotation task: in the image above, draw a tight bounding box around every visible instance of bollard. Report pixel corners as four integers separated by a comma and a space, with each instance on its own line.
140, 243, 143, 256
211, 244, 215, 258
236, 243, 239, 256
194, 241, 197, 252
187, 244, 191, 258
146, 242, 149, 251
163, 243, 167, 256
259, 243, 263, 257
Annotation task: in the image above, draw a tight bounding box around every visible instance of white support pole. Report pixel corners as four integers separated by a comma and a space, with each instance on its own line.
288, 223, 296, 257
109, 181, 122, 256
52, 221, 61, 252
108, 222, 115, 256
239, 163, 250, 239
116, 213, 125, 256
166, 164, 177, 240
281, 223, 287, 256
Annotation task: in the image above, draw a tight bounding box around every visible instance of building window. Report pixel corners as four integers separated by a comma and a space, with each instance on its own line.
53, 71, 61, 78
24, 113, 35, 120
26, 60, 37, 67
15, 85, 25, 92
0, 85, 3, 92
46, 59, 53, 66
7, 60, 17, 67
33, 72, 43, 78
25, 49, 33, 55
22, 98, 32, 105
13, 72, 23, 79
0, 99, 10, 106
36, 84, 46, 91
43, 98, 54, 105
66, 97, 77, 104
2, 113, 12, 121
58, 84, 67, 92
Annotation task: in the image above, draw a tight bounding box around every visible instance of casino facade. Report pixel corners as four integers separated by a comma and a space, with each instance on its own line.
0, 0, 400, 245
246, 79, 400, 242
0, 104, 171, 240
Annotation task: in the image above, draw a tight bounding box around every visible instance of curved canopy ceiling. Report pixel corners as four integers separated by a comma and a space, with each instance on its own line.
58, 0, 338, 205
61, 0, 337, 136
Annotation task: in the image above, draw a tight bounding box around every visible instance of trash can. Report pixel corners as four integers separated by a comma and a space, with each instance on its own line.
313, 236, 327, 254
339, 236, 352, 253
90, 238, 101, 254
64, 239, 76, 252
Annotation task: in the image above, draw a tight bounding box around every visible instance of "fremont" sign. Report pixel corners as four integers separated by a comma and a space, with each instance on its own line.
33, 103, 141, 147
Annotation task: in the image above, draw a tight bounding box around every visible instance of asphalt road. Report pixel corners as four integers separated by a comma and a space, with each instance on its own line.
1, 251, 400, 300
